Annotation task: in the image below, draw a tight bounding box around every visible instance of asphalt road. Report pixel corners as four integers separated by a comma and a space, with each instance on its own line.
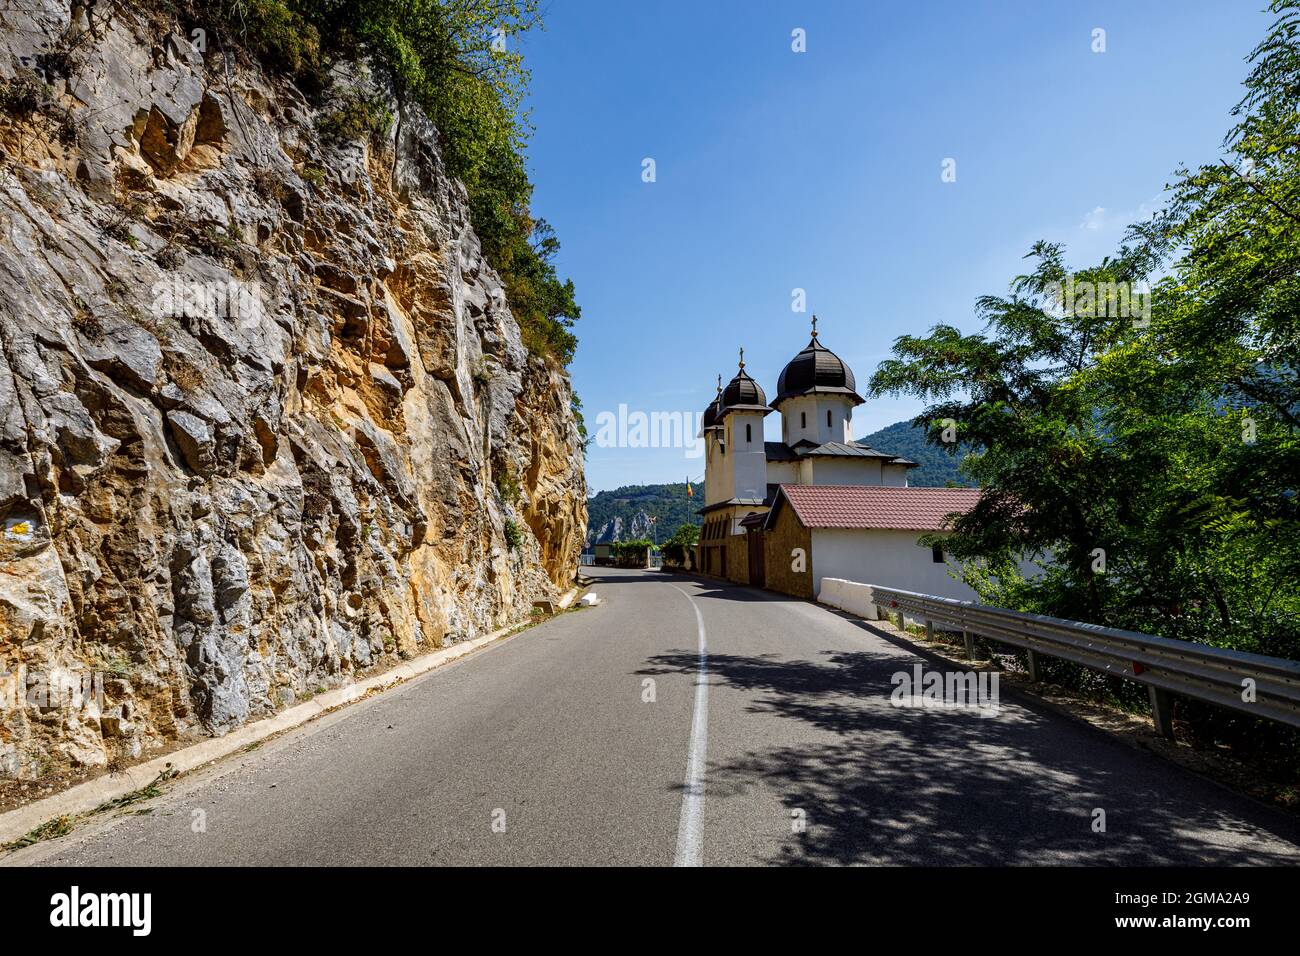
8, 567, 1300, 866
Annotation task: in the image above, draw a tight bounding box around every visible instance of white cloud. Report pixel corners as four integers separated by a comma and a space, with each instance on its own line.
1078, 195, 1163, 236
1080, 206, 1108, 231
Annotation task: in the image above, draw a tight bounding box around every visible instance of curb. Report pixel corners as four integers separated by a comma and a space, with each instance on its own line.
0, 587, 577, 846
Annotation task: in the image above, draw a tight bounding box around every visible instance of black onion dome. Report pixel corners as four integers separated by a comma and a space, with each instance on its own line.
774, 335, 864, 407
701, 376, 725, 432
701, 396, 720, 431
722, 366, 769, 410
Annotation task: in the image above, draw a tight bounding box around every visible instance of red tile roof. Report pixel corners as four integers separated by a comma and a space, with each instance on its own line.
776, 484, 980, 531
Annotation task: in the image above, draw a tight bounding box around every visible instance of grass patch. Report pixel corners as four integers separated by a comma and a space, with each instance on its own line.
1, 814, 75, 851
496, 468, 520, 505
300, 163, 326, 187
91, 768, 178, 815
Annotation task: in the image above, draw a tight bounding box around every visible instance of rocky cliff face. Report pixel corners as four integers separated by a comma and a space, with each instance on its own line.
0, 4, 586, 779
589, 513, 657, 546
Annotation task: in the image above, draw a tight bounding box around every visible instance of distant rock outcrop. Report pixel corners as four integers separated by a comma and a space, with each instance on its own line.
585, 483, 699, 548
588, 511, 655, 546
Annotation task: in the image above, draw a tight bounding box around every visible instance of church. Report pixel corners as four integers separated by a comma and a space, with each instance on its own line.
697, 318, 982, 601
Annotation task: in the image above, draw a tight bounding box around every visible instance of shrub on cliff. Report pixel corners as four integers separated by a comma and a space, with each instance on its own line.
209, 0, 324, 88
503, 518, 523, 551
0, 76, 45, 117
316, 92, 393, 146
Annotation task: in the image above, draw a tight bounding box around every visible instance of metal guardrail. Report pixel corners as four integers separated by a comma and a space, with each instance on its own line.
858, 583, 1300, 737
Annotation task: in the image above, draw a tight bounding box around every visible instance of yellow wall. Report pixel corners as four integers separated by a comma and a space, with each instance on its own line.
762, 503, 813, 599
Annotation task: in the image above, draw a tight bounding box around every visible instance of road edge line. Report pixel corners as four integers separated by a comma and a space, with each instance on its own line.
670, 583, 709, 867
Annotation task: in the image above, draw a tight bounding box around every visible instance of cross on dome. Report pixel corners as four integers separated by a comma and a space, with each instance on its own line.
773, 317, 866, 409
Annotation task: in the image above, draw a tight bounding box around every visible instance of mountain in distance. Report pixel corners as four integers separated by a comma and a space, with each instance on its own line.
586, 483, 699, 546
857, 420, 974, 488
585, 421, 971, 544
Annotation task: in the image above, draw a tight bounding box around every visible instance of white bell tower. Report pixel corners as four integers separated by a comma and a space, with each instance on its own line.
716, 348, 771, 503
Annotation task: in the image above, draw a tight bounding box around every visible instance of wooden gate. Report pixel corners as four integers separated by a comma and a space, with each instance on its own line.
747, 528, 765, 588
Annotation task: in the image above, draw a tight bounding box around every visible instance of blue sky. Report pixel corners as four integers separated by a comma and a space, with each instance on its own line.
515, 1, 1271, 493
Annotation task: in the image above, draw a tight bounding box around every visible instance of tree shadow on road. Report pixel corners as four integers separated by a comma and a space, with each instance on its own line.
640, 648, 1300, 866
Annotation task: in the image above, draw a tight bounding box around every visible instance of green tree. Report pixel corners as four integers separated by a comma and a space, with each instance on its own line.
869, 2, 1300, 759
660, 523, 700, 566
666, 523, 700, 547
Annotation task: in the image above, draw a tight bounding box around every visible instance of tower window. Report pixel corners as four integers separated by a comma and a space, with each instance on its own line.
745, 423, 751, 443
827, 409, 832, 428
801, 412, 806, 428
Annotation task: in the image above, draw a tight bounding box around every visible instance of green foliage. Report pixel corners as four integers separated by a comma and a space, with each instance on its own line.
666, 523, 700, 546
2, 814, 74, 851
91, 769, 176, 815
204, 0, 579, 364
211, 0, 324, 88
0, 77, 44, 117
496, 467, 520, 505
503, 517, 523, 551
611, 539, 653, 567
868, 3, 1300, 765
317, 91, 392, 145
571, 392, 589, 445
660, 524, 699, 566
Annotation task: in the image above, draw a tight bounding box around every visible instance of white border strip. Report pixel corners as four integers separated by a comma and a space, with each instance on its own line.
671, 584, 709, 867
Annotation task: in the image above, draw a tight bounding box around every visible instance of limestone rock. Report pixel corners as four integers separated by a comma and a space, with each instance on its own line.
0, 6, 586, 779
81, 320, 163, 392
167, 410, 215, 476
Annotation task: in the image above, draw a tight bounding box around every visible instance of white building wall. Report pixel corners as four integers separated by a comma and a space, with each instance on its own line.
880, 464, 909, 487
780, 395, 853, 445
830, 398, 853, 443
806, 457, 883, 486
730, 506, 766, 536
704, 432, 725, 505
810, 528, 979, 602
766, 461, 799, 485
726, 411, 768, 500
780, 396, 816, 445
